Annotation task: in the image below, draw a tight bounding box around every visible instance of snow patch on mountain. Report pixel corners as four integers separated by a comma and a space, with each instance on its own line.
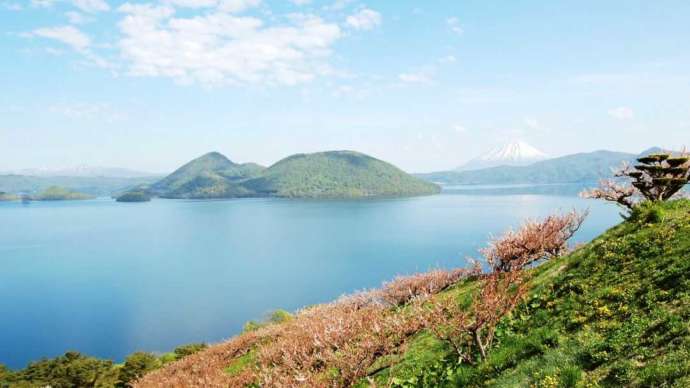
457, 141, 549, 171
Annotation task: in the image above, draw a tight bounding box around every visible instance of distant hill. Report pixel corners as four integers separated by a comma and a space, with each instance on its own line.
419, 149, 639, 185
3, 166, 157, 178
149, 152, 265, 199
30, 186, 94, 201
138, 150, 439, 199
244, 151, 440, 198
0, 175, 160, 197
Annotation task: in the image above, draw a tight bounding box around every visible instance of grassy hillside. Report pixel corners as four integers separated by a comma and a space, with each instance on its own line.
245, 151, 440, 198
419, 150, 636, 185
374, 200, 690, 387
133, 200, 690, 387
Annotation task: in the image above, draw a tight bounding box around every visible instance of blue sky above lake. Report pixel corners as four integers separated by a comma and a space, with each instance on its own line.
1, 0, 689, 173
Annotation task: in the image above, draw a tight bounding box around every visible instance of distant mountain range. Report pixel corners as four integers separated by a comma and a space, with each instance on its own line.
418, 148, 663, 185
131, 150, 440, 199
457, 141, 549, 171
0, 175, 161, 197
2, 166, 157, 178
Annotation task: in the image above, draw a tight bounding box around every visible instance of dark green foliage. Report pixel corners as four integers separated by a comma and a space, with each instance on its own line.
1, 342, 211, 388
0, 365, 11, 382
245, 151, 440, 198
116, 352, 160, 388
115, 191, 151, 202
628, 152, 690, 201
1, 351, 116, 388
243, 309, 293, 333
380, 199, 690, 387
173, 343, 207, 359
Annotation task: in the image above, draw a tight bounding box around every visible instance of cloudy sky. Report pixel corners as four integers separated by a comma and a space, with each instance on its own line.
1, 0, 689, 173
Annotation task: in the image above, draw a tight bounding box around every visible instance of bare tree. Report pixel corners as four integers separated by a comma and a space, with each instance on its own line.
582, 151, 690, 212
482, 211, 587, 273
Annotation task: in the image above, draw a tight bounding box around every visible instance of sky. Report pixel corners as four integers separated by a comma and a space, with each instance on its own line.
1, 0, 689, 173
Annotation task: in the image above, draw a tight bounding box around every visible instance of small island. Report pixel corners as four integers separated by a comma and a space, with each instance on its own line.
30, 186, 95, 201
116, 191, 151, 203
0, 191, 19, 201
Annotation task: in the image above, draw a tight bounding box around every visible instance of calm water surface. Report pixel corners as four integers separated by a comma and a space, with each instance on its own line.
0, 190, 619, 368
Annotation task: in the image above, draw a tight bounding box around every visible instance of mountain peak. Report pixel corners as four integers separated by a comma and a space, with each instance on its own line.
458, 141, 548, 171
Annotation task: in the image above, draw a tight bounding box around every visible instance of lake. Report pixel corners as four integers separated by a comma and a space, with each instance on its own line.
0, 188, 620, 369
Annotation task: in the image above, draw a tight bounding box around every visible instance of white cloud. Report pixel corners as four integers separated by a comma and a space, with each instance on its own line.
327, 0, 354, 11
2, 2, 22, 11
399, 72, 431, 84
72, 0, 110, 13
31, 0, 55, 8
116, 4, 342, 86
446, 17, 463, 35
32, 26, 91, 51
453, 124, 467, 133
65, 11, 92, 24
217, 0, 261, 13
346, 8, 381, 30
166, 0, 217, 8
49, 102, 125, 121
159, 0, 261, 12
608, 106, 635, 120
438, 55, 456, 64
290, 0, 311, 5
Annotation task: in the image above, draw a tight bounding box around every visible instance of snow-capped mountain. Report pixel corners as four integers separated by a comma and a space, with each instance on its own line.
457, 141, 549, 171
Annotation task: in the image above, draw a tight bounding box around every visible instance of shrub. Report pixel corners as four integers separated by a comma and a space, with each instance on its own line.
482, 211, 587, 272
10, 351, 115, 388
173, 343, 208, 359
118, 352, 161, 388
378, 267, 480, 306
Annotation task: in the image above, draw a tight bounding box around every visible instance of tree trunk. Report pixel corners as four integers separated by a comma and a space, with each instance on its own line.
474, 329, 486, 360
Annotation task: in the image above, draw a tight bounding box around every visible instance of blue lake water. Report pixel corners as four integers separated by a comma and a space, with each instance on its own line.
0, 189, 620, 369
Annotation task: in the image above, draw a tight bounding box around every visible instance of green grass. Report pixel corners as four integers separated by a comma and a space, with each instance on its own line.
374, 199, 690, 387
225, 351, 256, 376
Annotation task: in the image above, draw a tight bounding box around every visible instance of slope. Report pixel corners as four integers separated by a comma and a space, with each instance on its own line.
135, 200, 690, 387
150, 152, 264, 199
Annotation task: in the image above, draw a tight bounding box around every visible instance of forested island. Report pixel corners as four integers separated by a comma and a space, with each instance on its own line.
0, 186, 94, 202
123, 150, 440, 200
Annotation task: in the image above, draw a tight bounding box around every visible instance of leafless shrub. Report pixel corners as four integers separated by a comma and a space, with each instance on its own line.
378, 266, 481, 306
426, 211, 584, 364
426, 269, 528, 363
254, 301, 426, 387
482, 210, 587, 272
